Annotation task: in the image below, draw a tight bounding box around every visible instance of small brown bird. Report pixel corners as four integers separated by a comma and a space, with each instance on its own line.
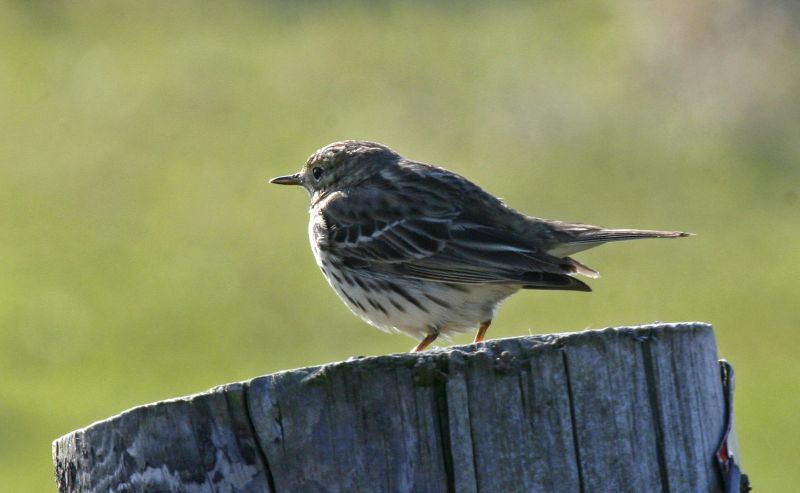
270, 141, 689, 351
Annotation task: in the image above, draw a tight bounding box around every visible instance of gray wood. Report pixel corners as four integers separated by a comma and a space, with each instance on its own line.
53, 322, 728, 492
53, 382, 272, 492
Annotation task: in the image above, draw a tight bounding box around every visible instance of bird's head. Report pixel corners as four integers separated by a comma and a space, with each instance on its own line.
270, 140, 400, 198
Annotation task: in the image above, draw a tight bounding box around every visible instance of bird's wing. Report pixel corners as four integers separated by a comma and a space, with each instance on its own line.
393, 222, 592, 291
318, 187, 591, 292
327, 215, 452, 263
317, 187, 456, 263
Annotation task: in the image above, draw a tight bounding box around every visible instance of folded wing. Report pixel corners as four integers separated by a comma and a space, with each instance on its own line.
320, 189, 592, 292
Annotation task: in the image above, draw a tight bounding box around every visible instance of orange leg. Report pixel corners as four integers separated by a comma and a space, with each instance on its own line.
412, 333, 438, 352
473, 320, 492, 344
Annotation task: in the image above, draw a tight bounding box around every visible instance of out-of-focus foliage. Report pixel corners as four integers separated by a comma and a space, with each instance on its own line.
2, 1, 798, 490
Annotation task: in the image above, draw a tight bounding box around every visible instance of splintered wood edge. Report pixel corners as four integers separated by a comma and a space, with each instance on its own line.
52, 321, 713, 449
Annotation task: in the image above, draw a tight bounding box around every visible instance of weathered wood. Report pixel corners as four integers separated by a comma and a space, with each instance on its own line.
53, 322, 729, 492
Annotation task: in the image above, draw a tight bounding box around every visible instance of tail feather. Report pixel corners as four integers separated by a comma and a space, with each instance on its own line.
546, 226, 692, 257
569, 228, 692, 244
563, 257, 600, 278
519, 272, 592, 292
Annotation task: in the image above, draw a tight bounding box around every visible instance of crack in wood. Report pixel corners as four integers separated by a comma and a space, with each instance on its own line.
642, 338, 672, 493
562, 349, 586, 493
243, 382, 276, 493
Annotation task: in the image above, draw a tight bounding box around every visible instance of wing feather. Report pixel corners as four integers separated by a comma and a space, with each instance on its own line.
318, 187, 592, 291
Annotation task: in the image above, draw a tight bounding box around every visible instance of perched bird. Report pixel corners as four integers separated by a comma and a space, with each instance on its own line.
270, 141, 689, 352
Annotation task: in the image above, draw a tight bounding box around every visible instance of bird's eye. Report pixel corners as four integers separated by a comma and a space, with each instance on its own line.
312, 167, 324, 180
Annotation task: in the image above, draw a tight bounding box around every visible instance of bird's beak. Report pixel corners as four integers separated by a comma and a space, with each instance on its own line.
269, 173, 302, 186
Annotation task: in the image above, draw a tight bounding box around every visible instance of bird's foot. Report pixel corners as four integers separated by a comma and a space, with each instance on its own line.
411, 333, 438, 352
473, 320, 492, 344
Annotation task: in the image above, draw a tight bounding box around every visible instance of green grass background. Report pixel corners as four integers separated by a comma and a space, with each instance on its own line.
2, 1, 798, 490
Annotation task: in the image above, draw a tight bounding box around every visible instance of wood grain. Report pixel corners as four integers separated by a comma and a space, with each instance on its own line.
53, 322, 727, 492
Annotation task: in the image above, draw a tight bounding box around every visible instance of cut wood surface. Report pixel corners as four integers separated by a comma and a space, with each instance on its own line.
53, 322, 727, 492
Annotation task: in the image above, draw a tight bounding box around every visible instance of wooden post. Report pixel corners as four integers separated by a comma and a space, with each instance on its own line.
53, 322, 732, 492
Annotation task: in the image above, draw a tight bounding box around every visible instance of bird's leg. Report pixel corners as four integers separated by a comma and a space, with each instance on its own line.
473, 320, 492, 344
412, 333, 438, 352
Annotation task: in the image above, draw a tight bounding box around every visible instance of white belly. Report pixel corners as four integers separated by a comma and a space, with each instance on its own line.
323, 261, 518, 341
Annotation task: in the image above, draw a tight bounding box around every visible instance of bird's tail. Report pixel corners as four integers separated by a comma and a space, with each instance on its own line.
547, 226, 692, 258
568, 228, 692, 244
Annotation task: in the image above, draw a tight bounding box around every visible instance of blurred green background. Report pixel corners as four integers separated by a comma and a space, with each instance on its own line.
2, 0, 798, 490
